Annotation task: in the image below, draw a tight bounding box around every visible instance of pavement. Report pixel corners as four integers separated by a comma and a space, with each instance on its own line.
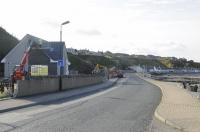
0, 78, 118, 113
0, 73, 177, 132
140, 75, 200, 132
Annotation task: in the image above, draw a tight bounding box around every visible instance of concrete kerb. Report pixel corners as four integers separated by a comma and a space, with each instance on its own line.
0, 78, 119, 113
0, 97, 12, 101
154, 109, 185, 131
0, 101, 41, 113
136, 74, 186, 132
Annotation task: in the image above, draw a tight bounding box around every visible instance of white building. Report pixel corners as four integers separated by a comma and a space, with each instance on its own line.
66, 48, 78, 55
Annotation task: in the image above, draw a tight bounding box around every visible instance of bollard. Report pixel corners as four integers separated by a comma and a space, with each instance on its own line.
182, 82, 187, 89
190, 85, 198, 92
194, 85, 198, 92
59, 76, 62, 91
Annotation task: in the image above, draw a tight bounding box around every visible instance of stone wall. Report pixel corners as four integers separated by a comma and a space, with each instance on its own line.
62, 75, 103, 90
15, 75, 104, 97
16, 77, 59, 97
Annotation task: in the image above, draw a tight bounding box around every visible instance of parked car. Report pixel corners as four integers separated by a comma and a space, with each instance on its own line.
117, 72, 124, 78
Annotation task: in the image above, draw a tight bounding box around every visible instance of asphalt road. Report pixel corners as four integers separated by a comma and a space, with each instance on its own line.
0, 73, 180, 132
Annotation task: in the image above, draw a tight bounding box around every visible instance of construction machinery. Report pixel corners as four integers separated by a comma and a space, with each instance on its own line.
0, 47, 30, 95
93, 64, 123, 78
108, 67, 124, 78
92, 64, 105, 74
12, 47, 30, 82
92, 64, 109, 79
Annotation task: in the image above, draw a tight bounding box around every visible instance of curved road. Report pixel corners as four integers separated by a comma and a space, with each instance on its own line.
0, 73, 179, 132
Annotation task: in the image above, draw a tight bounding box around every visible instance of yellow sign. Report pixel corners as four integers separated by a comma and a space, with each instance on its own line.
31, 65, 48, 76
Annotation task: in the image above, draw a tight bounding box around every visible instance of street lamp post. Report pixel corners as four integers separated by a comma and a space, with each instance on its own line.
60, 21, 70, 42
59, 20, 70, 91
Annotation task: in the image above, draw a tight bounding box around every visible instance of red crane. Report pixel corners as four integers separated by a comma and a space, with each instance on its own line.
12, 47, 30, 81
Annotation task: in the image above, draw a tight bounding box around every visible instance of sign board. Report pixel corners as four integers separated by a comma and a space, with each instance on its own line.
58, 60, 64, 67
31, 65, 48, 76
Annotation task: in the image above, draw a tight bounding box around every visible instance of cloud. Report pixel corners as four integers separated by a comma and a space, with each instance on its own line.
151, 0, 176, 5
76, 29, 102, 36
125, 0, 187, 7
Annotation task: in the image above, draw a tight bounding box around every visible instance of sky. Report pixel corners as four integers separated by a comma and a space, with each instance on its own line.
1, 0, 200, 61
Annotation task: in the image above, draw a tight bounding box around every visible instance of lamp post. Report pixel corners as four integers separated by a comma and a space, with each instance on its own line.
59, 21, 70, 91
60, 21, 70, 42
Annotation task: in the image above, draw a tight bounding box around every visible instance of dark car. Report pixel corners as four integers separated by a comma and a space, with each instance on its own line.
117, 73, 124, 78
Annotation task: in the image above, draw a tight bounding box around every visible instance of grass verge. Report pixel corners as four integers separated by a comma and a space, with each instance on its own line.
0, 92, 8, 99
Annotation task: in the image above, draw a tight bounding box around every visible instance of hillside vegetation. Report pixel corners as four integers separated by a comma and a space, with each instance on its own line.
159, 57, 200, 68
78, 55, 116, 68
68, 51, 200, 74
99, 52, 200, 69
0, 27, 19, 76
68, 53, 94, 74
68, 53, 116, 74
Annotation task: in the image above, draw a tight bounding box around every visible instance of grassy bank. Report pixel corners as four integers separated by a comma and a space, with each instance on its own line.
0, 92, 8, 99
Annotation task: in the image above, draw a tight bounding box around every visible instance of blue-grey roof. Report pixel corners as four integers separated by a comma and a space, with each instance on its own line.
42, 42, 65, 61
